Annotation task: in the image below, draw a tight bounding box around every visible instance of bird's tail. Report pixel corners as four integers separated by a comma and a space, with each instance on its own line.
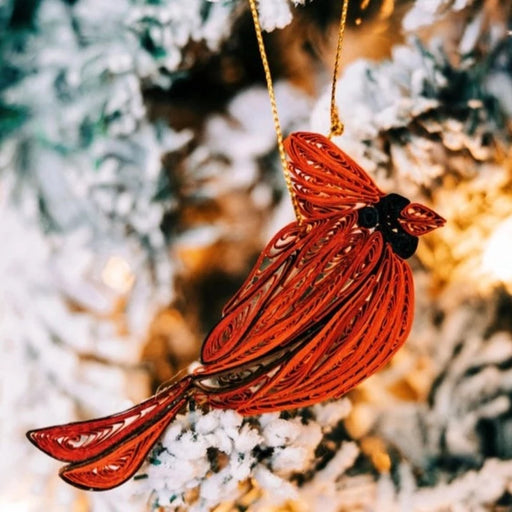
26, 376, 193, 491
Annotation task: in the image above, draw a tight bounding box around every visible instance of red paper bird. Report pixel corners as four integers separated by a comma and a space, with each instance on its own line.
27, 132, 445, 491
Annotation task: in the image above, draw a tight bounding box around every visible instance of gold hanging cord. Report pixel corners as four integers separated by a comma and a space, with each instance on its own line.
330, 0, 350, 138
248, 0, 350, 222
247, 0, 301, 222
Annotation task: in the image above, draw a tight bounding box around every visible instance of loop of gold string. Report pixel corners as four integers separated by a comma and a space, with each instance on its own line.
330, 0, 350, 138
248, 0, 350, 220
247, 0, 303, 223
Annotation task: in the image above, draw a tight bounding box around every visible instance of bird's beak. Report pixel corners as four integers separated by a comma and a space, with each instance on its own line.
398, 203, 446, 237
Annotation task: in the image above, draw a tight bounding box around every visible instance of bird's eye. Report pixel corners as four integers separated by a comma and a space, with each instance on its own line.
357, 206, 379, 228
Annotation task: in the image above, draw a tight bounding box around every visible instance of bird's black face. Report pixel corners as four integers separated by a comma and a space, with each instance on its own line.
357, 193, 418, 259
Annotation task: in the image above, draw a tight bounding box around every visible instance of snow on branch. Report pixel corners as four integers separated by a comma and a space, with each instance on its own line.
138, 400, 353, 511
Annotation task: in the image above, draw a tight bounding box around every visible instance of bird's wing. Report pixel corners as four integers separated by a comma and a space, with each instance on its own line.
200, 213, 384, 372
235, 246, 414, 413
285, 132, 384, 220
210, 245, 414, 414
201, 133, 385, 368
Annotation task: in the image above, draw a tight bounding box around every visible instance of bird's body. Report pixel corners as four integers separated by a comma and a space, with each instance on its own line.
27, 132, 445, 491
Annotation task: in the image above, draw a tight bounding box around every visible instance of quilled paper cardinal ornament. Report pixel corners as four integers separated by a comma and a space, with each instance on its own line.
27, 0, 446, 494
27, 131, 445, 491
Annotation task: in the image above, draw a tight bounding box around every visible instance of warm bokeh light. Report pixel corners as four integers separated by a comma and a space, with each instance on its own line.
482, 217, 512, 289
418, 160, 512, 296
101, 256, 135, 294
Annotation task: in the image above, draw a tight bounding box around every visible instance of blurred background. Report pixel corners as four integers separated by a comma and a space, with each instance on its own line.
1, 0, 512, 510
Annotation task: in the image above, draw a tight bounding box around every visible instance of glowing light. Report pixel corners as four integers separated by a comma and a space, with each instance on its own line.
482, 217, 512, 285
101, 256, 135, 293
